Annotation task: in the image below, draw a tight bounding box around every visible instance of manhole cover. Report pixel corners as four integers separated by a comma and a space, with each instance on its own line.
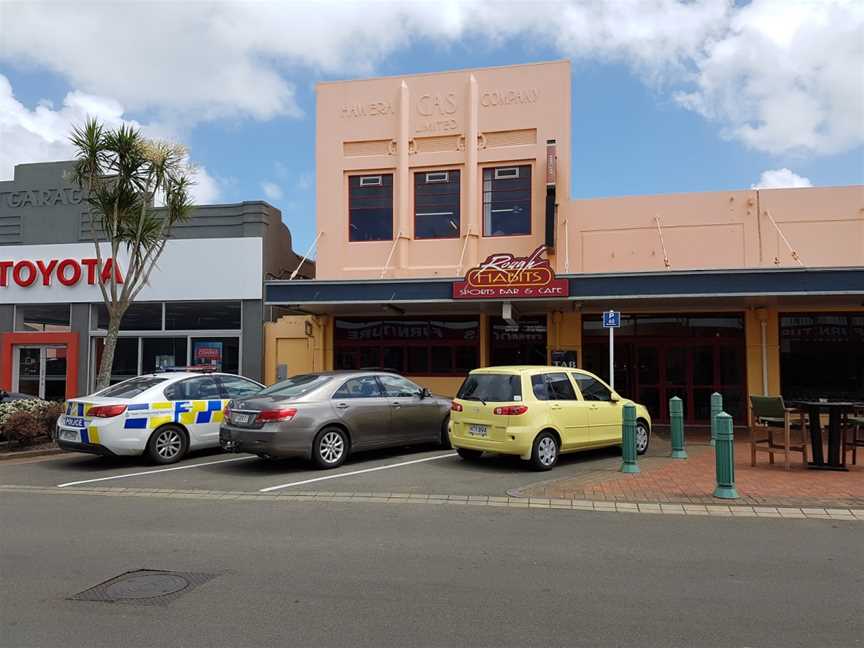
71, 570, 216, 606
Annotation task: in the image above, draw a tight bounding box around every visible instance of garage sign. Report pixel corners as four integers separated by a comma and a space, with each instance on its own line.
453, 246, 569, 299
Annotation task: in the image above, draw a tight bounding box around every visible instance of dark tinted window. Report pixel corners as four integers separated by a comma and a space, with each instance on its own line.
96, 302, 163, 330
572, 374, 613, 402
457, 374, 523, 402
531, 373, 577, 401
333, 376, 383, 399
415, 169, 460, 239
96, 376, 167, 398
164, 376, 221, 400
166, 302, 241, 330
483, 165, 531, 237
260, 374, 333, 398
349, 174, 393, 242
15, 303, 70, 332
218, 375, 262, 398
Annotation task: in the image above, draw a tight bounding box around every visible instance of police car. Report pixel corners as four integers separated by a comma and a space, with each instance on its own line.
56, 370, 264, 464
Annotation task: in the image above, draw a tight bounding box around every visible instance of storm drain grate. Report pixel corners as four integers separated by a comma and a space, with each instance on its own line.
70, 570, 216, 606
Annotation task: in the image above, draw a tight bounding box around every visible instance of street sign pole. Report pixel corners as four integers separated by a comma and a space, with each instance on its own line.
609, 325, 614, 390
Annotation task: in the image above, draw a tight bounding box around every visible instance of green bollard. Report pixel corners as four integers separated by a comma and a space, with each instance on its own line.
713, 412, 738, 499
620, 403, 640, 474
669, 396, 687, 459
710, 392, 723, 447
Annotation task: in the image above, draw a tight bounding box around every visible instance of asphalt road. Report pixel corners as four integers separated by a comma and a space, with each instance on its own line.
1, 491, 861, 648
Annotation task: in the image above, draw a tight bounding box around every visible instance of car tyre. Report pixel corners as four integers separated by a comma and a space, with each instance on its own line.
146, 425, 188, 465
312, 426, 348, 469
636, 420, 650, 455
441, 415, 452, 449
530, 431, 559, 471
456, 447, 483, 461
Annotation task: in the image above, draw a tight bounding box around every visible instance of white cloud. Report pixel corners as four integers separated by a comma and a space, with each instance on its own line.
260, 181, 284, 201
0, 74, 220, 203
752, 168, 813, 189
1, 1, 861, 157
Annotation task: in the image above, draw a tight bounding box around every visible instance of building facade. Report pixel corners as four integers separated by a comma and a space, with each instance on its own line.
0, 161, 312, 398
264, 60, 864, 424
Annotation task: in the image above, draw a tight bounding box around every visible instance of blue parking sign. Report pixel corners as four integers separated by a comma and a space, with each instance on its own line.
603, 310, 621, 328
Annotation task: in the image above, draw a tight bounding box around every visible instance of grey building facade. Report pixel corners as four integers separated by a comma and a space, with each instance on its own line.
1, 161, 312, 398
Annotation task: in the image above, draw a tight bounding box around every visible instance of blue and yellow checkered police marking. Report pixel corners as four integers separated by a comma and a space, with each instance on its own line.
122, 399, 228, 430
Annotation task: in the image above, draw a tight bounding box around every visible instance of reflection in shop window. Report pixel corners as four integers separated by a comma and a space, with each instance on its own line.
349, 174, 394, 242
142, 338, 188, 372
94, 337, 139, 385
414, 170, 460, 239
483, 166, 532, 237
191, 337, 239, 374
165, 301, 241, 330
95, 302, 163, 331
14, 304, 71, 332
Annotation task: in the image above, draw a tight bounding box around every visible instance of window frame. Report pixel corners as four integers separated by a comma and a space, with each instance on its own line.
413, 167, 461, 240
571, 373, 614, 402
531, 372, 578, 401
481, 162, 533, 238
332, 375, 384, 400
348, 171, 394, 243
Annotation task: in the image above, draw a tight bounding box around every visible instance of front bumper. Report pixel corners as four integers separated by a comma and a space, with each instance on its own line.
219, 424, 315, 459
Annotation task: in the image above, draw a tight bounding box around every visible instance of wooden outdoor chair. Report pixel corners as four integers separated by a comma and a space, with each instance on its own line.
749, 395, 808, 471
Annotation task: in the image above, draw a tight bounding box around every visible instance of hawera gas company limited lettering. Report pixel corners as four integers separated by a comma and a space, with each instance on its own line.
0, 258, 124, 288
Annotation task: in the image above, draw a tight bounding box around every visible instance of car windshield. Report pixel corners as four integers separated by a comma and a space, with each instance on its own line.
95, 376, 168, 399
457, 374, 523, 402
258, 374, 334, 399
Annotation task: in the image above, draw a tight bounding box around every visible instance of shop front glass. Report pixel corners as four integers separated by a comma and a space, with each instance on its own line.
582, 314, 746, 424
780, 313, 864, 400
334, 317, 480, 377
489, 316, 547, 366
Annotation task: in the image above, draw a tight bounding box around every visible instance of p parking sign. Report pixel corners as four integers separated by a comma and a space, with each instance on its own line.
603, 310, 621, 328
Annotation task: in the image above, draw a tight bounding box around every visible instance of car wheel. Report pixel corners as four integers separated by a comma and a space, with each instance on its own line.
636, 421, 650, 455
312, 427, 348, 469
530, 431, 559, 471
146, 425, 188, 465
456, 447, 483, 461
441, 415, 452, 449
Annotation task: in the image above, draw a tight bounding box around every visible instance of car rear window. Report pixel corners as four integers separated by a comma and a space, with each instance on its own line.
457, 374, 523, 402
259, 374, 334, 399
96, 377, 168, 399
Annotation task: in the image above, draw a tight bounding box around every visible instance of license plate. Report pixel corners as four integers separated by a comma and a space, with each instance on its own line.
63, 416, 86, 428
58, 429, 80, 443
232, 413, 252, 425
469, 424, 488, 437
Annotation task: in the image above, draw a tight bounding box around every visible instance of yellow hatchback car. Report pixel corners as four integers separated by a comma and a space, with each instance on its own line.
449, 366, 652, 470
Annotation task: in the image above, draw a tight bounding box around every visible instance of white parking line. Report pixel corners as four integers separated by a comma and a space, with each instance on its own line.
56, 456, 256, 488
259, 452, 457, 492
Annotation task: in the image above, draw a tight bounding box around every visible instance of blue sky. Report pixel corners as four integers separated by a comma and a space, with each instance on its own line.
1, 1, 862, 253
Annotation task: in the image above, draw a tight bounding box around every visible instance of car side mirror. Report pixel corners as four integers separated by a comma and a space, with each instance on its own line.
419, 387, 431, 399
610, 393, 621, 402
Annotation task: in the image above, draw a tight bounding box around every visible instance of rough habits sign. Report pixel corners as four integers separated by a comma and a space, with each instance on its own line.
452, 246, 569, 299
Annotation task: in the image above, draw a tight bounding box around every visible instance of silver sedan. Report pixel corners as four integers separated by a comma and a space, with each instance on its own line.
219, 371, 453, 468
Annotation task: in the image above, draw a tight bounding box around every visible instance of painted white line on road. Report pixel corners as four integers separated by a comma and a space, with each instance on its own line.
259, 452, 457, 492
57, 456, 256, 488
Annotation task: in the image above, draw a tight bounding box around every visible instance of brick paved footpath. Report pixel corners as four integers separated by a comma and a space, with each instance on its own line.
516, 442, 864, 508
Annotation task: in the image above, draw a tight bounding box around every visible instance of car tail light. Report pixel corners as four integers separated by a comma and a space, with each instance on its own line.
255, 408, 298, 423
87, 404, 128, 418
223, 401, 233, 418
493, 405, 528, 416
451, 401, 463, 412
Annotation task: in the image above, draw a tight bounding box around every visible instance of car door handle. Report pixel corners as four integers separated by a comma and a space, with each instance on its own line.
550, 403, 562, 409
336, 403, 349, 409
391, 402, 401, 408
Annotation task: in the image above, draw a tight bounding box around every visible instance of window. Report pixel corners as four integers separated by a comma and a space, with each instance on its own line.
164, 376, 221, 400
531, 373, 577, 401
259, 374, 333, 398
572, 374, 613, 402
165, 301, 241, 330
457, 374, 523, 402
96, 376, 167, 398
333, 376, 383, 399
218, 375, 262, 398
94, 337, 139, 385
142, 337, 187, 372
334, 317, 480, 376
414, 169, 460, 239
483, 165, 531, 237
191, 337, 239, 374
15, 304, 70, 332
378, 375, 420, 398
349, 173, 393, 241
95, 302, 163, 331
490, 317, 547, 366
780, 313, 864, 400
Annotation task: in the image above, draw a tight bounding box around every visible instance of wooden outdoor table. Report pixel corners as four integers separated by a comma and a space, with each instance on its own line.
788, 401, 862, 471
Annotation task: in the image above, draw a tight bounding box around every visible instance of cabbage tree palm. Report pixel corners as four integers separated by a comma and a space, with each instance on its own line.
70, 118, 195, 389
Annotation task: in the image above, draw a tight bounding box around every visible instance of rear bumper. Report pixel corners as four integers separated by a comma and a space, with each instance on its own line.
219, 425, 315, 459
56, 440, 118, 457
450, 423, 535, 459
